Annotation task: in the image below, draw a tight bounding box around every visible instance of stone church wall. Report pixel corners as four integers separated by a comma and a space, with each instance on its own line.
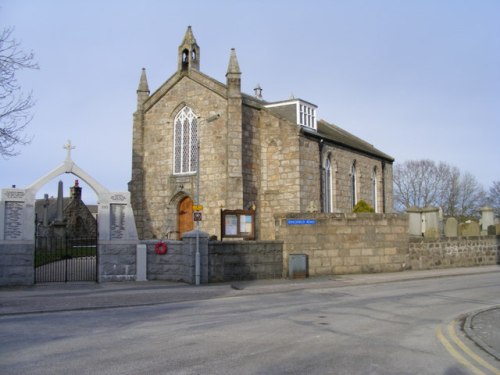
135, 76, 232, 240
299, 136, 321, 211
321, 143, 391, 214
254, 111, 303, 240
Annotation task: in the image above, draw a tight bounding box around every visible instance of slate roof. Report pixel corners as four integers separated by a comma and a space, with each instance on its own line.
304, 119, 394, 162
259, 98, 394, 162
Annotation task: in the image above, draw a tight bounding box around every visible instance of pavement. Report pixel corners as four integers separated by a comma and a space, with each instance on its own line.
1, 265, 499, 360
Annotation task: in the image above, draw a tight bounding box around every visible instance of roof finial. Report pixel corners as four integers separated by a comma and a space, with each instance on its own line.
226, 48, 241, 75
137, 68, 149, 93
254, 84, 263, 99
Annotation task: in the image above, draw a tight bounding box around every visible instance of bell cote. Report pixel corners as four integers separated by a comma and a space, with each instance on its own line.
178, 26, 200, 72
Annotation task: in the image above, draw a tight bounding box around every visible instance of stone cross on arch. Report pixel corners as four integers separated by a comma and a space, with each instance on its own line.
64, 139, 75, 161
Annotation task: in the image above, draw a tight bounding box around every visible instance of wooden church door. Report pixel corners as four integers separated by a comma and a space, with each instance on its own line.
178, 196, 194, 239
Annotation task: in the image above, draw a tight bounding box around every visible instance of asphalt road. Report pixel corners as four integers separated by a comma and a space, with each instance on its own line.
1, 273, 499, 375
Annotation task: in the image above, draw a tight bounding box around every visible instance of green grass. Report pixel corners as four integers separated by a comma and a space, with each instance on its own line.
35, 246, 97, 268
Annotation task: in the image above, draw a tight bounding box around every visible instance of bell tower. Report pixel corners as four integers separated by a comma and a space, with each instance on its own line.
178, 26, 200, 72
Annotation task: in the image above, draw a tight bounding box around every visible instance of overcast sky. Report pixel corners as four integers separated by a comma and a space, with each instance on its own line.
1, 0, 499, 203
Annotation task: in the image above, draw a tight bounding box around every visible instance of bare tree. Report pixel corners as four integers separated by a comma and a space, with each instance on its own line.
394, 159, 485, 218
393, 159, 447, 209
0, 27, 38, 157
487, 181, 500, 218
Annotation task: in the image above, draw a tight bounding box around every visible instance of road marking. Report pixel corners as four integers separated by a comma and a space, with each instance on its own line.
447, 322, 500, 375
436, 325, 486, 375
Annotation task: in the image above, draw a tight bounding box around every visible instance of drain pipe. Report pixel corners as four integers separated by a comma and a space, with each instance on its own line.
381, 161, 386, 213
319, 139, 324, 212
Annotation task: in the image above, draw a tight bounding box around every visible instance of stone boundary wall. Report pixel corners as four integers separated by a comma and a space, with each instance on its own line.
408, 236, 499, 270
208, 241, 283, 282
99, 241, 138, 282
0, 241, 33, 285
275, 213, 409, 276
145, 240, 191, 283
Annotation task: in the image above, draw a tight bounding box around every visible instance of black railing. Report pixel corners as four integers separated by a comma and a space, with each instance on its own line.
34, 235, 98, 283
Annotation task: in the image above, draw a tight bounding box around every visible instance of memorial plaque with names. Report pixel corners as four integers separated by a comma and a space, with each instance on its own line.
110, 204, 126, 240
4, 201, 23, 240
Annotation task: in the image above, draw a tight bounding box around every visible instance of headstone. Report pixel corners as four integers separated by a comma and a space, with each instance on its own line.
480, 206, 495, 235
407, 208, 422, 236
444, 217, 458, 237
459, 221, 480, 237
422, 207, 440, 238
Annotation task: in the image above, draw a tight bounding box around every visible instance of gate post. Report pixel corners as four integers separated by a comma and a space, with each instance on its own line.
136, 244, 147, 281
182, 230, 209, 284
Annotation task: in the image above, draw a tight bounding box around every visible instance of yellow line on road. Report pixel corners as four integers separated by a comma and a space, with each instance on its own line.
436, 325, 486, 375
447, 322, 500, 375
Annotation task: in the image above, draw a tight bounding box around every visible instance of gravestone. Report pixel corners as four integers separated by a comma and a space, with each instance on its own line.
480, 206, 495, 235
459, 221, 480, 237
487, 225, 497, 236
407, 207, 422, 236
444, 217, 458, 237
422, 207, 440, 238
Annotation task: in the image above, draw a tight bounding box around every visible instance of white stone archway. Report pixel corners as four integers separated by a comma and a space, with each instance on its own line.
0, 141, 137, 241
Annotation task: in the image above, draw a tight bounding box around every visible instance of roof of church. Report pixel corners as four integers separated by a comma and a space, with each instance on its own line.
305, 120, 394, 162
142, 27, 394, 163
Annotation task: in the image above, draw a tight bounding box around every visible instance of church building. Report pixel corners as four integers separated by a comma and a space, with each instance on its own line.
129, 27, 394, 241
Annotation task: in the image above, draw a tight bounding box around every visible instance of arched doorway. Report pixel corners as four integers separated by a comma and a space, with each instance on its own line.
178, 196, 194, 239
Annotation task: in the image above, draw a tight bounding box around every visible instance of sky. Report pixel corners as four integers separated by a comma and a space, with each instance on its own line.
1, 0, 499, 203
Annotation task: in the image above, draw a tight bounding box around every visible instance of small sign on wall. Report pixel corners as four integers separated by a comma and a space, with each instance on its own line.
287, 219, 317, 225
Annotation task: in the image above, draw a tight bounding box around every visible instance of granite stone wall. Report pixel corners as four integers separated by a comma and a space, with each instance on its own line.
98, 241, 138, 282
0, 241, 33, 285
208, 240, 283, 282
408, 236, 499, 270
275, 213, 409, 276
145, 239, 197, 283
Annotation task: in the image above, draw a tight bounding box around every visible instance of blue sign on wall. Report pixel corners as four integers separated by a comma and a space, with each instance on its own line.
287, 219, 317, 225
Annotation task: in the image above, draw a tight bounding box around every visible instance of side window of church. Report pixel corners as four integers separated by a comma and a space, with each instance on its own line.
174, 106, 198, 174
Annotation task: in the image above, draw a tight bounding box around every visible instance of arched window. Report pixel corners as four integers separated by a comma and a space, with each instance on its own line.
174, 106, 198, 174
324, 155, 333, 213
371, 167, 378, 213
351, 162, 357, 209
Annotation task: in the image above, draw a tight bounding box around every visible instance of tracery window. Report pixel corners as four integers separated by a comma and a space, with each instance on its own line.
174, 106, 198, 174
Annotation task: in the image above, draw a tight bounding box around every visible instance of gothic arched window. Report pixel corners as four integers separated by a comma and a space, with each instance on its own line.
351, 162, 357, 209
324, 155, 334, 213
174, 106, 198, 174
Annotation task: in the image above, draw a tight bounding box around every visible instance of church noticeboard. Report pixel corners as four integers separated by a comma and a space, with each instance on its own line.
221, 209, 255, 240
